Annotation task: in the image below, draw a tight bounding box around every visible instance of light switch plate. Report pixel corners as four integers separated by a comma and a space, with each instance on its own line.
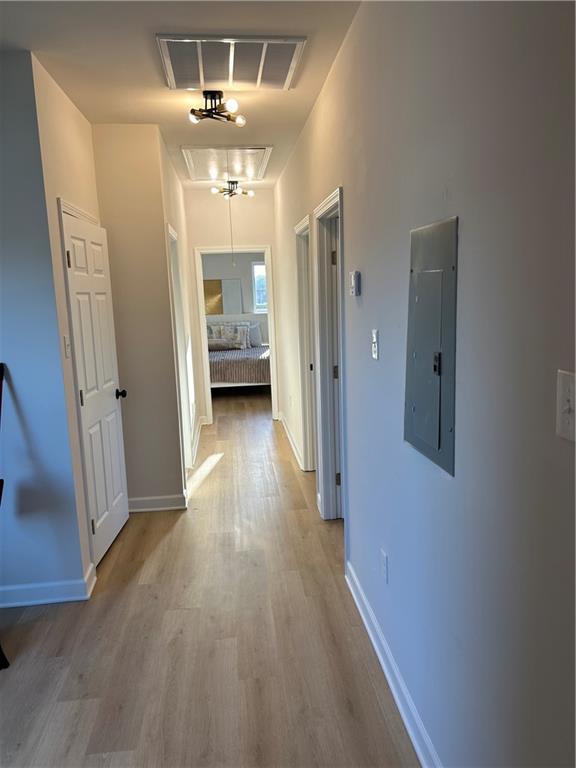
556, 370, 575, 441
349, 270, 361, 296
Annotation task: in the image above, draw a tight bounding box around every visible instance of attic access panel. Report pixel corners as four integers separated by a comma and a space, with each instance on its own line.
182, 146, 273, 182
156, 34, 307, 90
404, 217, 458, 475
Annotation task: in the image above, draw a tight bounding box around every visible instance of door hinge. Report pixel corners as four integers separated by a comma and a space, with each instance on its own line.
331, 250, 337, 266
433, 351, 442, 376
309, 363, 314, 372
333, 364, 339, 379
79, 389, 84, 406
335, 472, 341, 487
66, 250, 71, 268
90, 519, 95, 535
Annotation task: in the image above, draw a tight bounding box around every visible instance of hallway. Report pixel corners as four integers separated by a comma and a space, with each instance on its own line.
0, 391, 417, 767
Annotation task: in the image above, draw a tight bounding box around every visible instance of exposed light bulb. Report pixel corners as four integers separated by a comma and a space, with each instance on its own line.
210, 186, 219, 195
189, 112, 200, 124
247, 190, 255, 198
235, 114, 247, 128
225, 98, 239, 114
236, 185, 244, 195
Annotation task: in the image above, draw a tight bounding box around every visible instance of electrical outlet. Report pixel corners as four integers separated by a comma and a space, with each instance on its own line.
380, 548, 389, 585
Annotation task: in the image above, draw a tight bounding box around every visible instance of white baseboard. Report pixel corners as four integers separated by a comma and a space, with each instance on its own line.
0, 564, 96, 608
279, 412, 306, 470
84, 563, 97, 598
345, 561, 442, 768
129, 493, 187, 513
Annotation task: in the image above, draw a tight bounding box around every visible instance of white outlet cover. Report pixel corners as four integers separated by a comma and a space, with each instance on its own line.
556, 370, 575, 442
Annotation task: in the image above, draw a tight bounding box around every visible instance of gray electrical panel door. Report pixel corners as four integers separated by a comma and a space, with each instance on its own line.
404, 217, 458, 475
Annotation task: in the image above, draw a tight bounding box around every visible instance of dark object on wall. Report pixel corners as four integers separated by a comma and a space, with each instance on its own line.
404, 217, 458, 475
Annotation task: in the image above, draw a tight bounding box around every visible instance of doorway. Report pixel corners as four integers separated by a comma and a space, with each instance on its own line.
167, 226, 195, 487
295, 216, 317, 472
194, 245, 279, 425
312, 188, 346, 521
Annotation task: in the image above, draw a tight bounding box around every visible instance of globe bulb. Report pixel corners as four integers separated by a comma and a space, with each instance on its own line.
235, 114, 246, 127
225, 98, 239, 114
210, 186, 219, 195
247, 190, 255, 198
236, 185, 244, 195
189, 112, 200, 124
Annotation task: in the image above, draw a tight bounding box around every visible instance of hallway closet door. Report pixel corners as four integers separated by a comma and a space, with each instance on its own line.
63, 213, 129, 564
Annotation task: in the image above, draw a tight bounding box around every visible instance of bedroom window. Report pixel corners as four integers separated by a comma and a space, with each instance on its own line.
252, 262, 268, 313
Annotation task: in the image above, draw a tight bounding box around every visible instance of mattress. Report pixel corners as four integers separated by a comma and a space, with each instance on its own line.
209, 344, 270, 385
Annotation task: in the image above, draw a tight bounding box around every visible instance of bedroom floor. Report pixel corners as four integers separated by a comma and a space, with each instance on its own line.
0, 389, 417, 768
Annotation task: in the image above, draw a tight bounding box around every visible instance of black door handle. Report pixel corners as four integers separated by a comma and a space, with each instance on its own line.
115, 388, 127, 399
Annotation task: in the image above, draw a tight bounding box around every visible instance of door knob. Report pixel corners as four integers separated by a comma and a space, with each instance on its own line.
115, 388, 127, 399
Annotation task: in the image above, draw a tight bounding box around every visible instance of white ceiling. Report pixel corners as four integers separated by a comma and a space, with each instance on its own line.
0, 1, 359, 186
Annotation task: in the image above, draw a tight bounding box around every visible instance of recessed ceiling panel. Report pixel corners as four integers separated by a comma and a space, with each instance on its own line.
233, 42, 263, 87
201, 41, 230, 83
182, 146, 273, 182
157, 34, 306, 90
260, 42, 298, 89
166, 40, 200, 89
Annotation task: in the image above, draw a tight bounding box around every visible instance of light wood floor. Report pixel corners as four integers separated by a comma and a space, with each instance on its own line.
0, 389, 418, 768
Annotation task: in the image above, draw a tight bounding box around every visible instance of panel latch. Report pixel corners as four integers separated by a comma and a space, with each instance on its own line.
433, 352, 442, 376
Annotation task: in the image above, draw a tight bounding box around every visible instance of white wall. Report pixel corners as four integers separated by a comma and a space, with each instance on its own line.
32, 55, 101, 581
273, 4, 574, 766
185, 188, 275, 418
93, 125, 184, 507
0, 52, 90, 604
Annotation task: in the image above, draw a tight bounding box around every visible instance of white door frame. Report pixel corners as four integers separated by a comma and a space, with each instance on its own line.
312, 187, 346, 521
295, 215, 316, 471
194, 245, 279, 424
166, 224, 191, 496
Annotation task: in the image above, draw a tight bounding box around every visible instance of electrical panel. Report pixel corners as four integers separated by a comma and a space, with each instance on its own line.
404, 217, 458, 475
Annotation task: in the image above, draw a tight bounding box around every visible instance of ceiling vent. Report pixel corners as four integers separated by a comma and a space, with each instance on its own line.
157, 34, 306, 91
182, 146, 273, 182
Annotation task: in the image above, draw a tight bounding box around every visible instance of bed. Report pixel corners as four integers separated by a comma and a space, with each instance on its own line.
209, 344, 271, 387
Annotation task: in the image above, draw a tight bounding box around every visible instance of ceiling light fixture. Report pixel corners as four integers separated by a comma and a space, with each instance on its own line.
210, 180, 255, 198
189, 90, 246, 127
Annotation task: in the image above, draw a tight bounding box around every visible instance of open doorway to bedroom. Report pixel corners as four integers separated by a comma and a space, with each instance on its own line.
194, 246, 279, 425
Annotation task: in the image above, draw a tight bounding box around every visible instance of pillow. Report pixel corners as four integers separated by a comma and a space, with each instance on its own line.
207, 321, 252, 346
208, 325, 249, 350
208, 338, 245, 351
249, 322, 263, 347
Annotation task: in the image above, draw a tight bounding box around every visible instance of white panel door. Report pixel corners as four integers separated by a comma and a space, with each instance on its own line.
63, 214, 129, 564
